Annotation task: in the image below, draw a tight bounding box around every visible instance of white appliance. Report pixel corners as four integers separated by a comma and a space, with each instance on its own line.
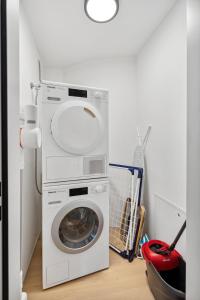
42, 179, 109, 289
39, 81, 109, 184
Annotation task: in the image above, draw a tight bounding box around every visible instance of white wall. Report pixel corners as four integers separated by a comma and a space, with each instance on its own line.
44, 67, 64, 83
19, 3, 42, 279
45, 57, 138, 165
187, 0, 200, 298
136, 0, 187, 252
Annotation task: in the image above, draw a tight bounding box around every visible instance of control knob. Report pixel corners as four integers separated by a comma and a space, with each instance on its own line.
94, 91, 102, 100
94, 185, 104, 193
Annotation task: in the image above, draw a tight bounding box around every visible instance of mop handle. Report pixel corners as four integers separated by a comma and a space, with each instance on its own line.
168, 220, 186, 252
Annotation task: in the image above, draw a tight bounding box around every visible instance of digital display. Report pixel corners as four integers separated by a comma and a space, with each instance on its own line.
69, 187, 88, 197
68, 88, 87, 98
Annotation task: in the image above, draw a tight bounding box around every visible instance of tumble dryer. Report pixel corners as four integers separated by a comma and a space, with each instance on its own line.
39, 81, 109, 184
42, 179, 109, 289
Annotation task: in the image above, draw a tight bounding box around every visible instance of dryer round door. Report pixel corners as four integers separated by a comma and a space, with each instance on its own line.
51, 100, 105, 155
51, 200, 104, 254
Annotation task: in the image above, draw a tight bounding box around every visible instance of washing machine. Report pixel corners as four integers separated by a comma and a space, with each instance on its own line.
39, 81, 109, 184
42, 179, 109, 289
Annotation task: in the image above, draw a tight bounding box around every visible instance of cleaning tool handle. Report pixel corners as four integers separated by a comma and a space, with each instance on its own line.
168, 220, 186, 252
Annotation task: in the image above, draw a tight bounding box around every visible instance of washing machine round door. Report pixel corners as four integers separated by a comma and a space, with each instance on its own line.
51, 100, 104, 155
51, 200, 104, 254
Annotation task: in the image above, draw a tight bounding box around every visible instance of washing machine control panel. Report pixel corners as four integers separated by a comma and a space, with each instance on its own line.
68, 184, 107, 197
69, 187, 88, 197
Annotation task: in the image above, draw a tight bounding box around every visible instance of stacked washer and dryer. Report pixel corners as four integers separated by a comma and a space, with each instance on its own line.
38, 81, 109, 289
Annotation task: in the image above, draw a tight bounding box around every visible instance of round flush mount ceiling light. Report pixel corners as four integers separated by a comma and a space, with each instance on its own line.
85, 0, 119, 23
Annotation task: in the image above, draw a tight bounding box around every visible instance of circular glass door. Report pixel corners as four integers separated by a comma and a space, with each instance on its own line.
51, 200, 104, 254
51, 100, 104, 155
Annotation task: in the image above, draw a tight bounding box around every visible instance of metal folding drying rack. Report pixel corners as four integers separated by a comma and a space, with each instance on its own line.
109, 163, 143, 262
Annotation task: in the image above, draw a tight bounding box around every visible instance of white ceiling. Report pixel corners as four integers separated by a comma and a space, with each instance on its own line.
21, 0, 177, 67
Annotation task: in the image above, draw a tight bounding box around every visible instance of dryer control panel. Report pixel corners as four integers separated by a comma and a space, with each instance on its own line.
68, 88, 87, 98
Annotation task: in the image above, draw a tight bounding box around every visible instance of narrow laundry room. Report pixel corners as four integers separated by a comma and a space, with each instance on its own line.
18, 0, 187, 299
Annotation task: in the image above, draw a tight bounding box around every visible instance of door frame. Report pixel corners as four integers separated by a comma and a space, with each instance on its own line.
187, 1, 200, 299
1, 0, 20, 299
1, 0, 200, 299
1, 0, 9, 298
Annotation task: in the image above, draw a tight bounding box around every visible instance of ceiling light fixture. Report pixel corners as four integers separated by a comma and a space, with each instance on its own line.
84, 0, 119, 23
